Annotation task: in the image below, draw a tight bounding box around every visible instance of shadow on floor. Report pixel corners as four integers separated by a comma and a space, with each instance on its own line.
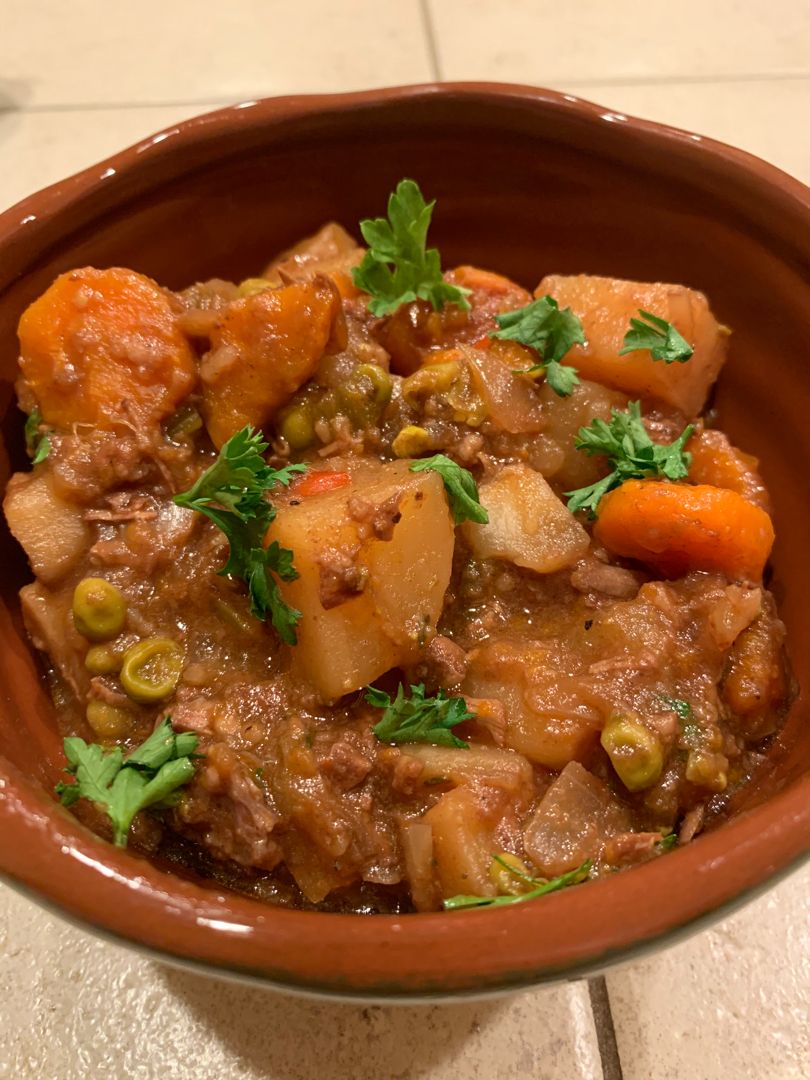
158, 963, 506, 1080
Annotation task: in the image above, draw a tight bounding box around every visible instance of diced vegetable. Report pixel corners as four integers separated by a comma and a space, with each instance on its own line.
465, 342, 546, 432
262, 222, 364, 292
201, 276, 345, 449
18, 267, 197, 430
293, 471, 351, 498
593, 479, 775, 581
400, 822, 440, 912
463, 641, 602, 769
523, 761, 629, 877
600, 714, 663, 791
72, 578, 127, 642
86, 701, 132, 741
263, 460, 454, 701
119, 638, 184, 704
402, 743, 534, 799
462, 463, 589, 573
687, 429, 770, 509
4, 471, 91, 585
536, 274, 727, 416
423, 787, 498, 901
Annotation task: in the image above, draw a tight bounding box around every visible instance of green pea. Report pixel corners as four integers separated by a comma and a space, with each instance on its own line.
72, 578, 127, 642
120, 638, 184, 704
84, 645, 122, 675
278, 405, 315, 450
86, 700, 132, 741
601, 715, 663, 792
355, 364, 393, 407
686, 749, 728, 792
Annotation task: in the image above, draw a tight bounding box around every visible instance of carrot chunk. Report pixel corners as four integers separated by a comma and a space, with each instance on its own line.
201, 275, 345, 448
18, 267, 196, 431
686, 429, 770, 510
292, 471, 351, 498
593, 479, 774, 581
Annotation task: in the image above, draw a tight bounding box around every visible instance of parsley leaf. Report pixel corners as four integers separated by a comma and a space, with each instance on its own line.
409, 454, 488, 525
565, 401, 693, 517
491, 295, 585, 397
657, 832, 678, 853
620, 309, 693, 364
55, 718, 200, 846
24, 408, 51, 464
174, 426, 306, 644
366, 683, 474, 749
352, 179, 471, 317
443, 859, 591, 910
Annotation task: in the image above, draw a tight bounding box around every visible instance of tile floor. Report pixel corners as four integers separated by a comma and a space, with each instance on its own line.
1, 2, 809, 1077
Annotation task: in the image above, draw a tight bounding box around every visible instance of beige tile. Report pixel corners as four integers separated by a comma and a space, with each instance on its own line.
0, 104, 223, 212
607, 864, 810, 1080
0, 0, 432, 108
0, 882, 603, 1079
429, 0, 810, 82
557, 78, 810, 185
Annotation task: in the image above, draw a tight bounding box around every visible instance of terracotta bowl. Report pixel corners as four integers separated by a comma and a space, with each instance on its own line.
1, 83, 808, 1000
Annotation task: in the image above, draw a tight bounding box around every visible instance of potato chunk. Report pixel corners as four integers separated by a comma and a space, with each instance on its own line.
4, 471, 90, 585
461, 463, 588, 573
423, 787, 498, 901
201, 276, 345, 448
264, 460, 454, 701
537, 274, 727, 417
18, 267, 196, 431
403, 743, 534, 800
464, 641, 603, 769
523, 761, 629, 877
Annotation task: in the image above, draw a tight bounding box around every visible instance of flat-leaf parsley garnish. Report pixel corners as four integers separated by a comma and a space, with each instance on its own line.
352, 179, 471, 317
491, 295, 585, 397
409, 454, 488, 525
620, 309, 693, 363
566, 401, 693, 517
365, 683, 474, 749
55, 718, 200, 847
174, 426, 307, 643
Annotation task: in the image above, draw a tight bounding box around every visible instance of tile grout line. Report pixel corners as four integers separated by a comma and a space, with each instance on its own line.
2, 66, 810, 117
417, 0, 442, 81
587, 977, 624, 1080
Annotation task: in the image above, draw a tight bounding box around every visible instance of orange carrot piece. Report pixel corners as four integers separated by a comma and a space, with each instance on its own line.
201, 275, 344, 449
18, 267, 196, 431
293, 471, 351, 498
593, 479, 774, 581
686, 429, 770, 511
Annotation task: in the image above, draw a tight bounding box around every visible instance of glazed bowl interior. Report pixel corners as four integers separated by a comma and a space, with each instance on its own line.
0, 83, 809, 999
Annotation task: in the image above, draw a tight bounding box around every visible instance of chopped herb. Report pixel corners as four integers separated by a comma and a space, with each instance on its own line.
24, 408, 51, 464
491, 295, 585, 397
658, 832, 678, 852
174, 426, 307, 643
366, 683, 474, 749
661, 695, 702, 747
620, 309, 693, 364
565, 401, 693, 517
352, 179, 471, 317
443, 859, 592, 910
55, 718, 200, 847
409, 454, 488, 525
